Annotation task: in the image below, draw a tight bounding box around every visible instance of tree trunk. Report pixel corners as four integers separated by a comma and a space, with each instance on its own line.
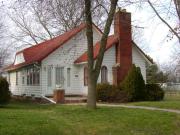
84, 0, 118, 109
87, 72, 97, 109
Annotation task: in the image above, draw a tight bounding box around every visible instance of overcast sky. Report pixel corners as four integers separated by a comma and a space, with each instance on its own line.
0, 0, 179, 66
123, 2, 179, 66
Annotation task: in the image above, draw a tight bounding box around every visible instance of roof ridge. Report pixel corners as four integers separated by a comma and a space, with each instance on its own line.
16, 23, 86, 55
5, 22, 106, 71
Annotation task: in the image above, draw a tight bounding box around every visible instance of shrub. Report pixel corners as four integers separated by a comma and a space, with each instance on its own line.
145, 84, 164, 101
121, 64, 146, 101
96, 83, 115, 102
110, 88, 129, 103
0, 77, 11, 105
96, 83, 128, 102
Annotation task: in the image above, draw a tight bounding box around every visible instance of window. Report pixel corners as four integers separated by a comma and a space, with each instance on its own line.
55, 67, 64, 86
101, 66, 108, 83
27, 69, 30, 85
22, 71, 25, 85
84, 67, 88, 86
14, 53, 25, 65
8, 73, 11, 85
16, 71, 18, 85
67, 68, 71, 87
29, 68, 33, 85
47, 66, 52, 86
27, 66, 40, 86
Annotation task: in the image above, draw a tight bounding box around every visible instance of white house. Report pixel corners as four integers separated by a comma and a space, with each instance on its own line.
4, 10, 153, 97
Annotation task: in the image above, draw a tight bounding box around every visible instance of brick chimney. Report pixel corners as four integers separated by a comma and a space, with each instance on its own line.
113, 8, 132, 84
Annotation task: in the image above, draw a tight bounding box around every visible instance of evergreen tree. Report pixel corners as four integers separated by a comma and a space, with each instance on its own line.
0, 77, 11, 105
121, 64, 146, 101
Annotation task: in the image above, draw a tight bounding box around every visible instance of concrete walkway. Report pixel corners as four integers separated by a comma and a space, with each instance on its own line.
66, 103, 180, 114
98, 104, 180, 114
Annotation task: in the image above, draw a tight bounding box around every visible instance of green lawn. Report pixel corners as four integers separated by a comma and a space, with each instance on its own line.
128, 91, 180, 110
0, 102, 180, 135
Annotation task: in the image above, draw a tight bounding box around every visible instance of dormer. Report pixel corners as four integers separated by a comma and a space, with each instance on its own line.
14, 53, 25, 65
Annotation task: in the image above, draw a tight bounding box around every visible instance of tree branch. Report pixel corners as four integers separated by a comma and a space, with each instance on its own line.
94, 0, 118, 79
148, 0, 180, 42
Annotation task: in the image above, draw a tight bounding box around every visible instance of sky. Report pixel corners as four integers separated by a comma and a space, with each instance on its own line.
119, 0, 179, 66
0, 0, 179, 66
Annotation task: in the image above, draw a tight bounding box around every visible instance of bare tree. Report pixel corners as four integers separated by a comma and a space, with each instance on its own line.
8, 1, 55, 47
147, 0, 180, 42
8, 0, 109, 47
0, 11, 11, 69
124, 0, 180, 43
173, 0, 180, 21
84, 0, 118, 109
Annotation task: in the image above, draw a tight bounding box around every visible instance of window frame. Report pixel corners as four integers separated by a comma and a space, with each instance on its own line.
84, 67, 88, 86
67, 68, 71, 87
22, 70, 25, 85
101, 66, 108, 83
16, 71, 18, 85
47, 66, 52, 87
26, 66, 40, 86
55, 67, 64, 87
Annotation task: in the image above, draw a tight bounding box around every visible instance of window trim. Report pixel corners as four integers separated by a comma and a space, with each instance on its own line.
101, 66, 108, 83
26, 66, 40, 86
55, 67, 64, 87
47, 66, 52, 87
67, 68, 71, 87
84, 67, 88, 86
22, 70, 25, 85
16, 71, 18, 85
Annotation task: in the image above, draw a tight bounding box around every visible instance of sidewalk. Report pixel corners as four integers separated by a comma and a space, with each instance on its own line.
98, 103, 180, 114
66, 103, 180, 114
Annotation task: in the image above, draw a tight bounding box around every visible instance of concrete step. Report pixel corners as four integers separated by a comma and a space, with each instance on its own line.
44, 96, 87, 104
65, 97, 87, 103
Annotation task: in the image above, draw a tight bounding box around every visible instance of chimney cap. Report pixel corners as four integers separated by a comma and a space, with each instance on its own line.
122, 9, 126, 12
116, 7, 121, 12
116, 7, 127, 13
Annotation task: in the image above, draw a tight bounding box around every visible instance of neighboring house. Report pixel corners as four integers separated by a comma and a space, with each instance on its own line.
4, 10, 153, 97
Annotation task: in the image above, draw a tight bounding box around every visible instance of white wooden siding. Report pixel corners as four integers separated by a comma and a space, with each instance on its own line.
79, 45, 116, 95
132, 45, 147, 83
41, 28, 101, 95
9, 69, 41, 97
8, 26, 148, 97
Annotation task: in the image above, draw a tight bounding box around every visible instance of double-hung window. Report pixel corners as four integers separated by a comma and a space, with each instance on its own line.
55, 67, 64, 87
47, 66, 52, 87
27, 66, 40, 86
84, 67, 88, 86
16, 71, 18, 85
67, 68, 71, 87
101, 66, 108, 83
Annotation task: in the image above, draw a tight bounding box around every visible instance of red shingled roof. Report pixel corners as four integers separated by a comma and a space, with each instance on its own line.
74, 35, 119, 64
5, 23, 87, 71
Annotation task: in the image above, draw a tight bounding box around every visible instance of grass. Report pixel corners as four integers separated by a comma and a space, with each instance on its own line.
0, 102, 180, 135
128, 90, 180, 110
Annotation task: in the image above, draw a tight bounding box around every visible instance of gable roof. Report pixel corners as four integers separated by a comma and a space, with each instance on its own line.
74, 35, 153, 64
132, 41, 153, 65
74, 35, 118, 64
5, 23, 102, 71
4, 22, 152, 71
